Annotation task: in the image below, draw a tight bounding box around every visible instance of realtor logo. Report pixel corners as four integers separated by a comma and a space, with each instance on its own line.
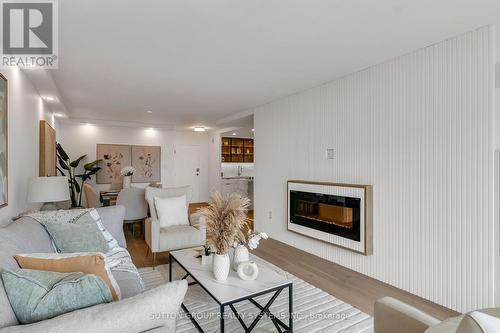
0, 0, 58, 68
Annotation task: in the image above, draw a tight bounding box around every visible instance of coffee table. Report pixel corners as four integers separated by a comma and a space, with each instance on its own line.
169, 248, 293, 333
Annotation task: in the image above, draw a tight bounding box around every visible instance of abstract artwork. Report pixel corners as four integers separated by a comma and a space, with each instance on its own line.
96, 144, 131, 184
131, 145, 161, 183
0, 74, 7, 207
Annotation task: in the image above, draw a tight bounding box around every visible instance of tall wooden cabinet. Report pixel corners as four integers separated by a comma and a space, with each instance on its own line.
221, 137, 253, 163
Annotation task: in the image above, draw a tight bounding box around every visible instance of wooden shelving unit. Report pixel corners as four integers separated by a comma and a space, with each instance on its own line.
221, 137, 254, 163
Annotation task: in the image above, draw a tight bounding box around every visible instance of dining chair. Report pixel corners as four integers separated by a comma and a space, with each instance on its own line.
83, 183, 102, 208
116, 187, 148, 237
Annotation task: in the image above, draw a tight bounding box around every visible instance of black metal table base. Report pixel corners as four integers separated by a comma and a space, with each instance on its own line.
169, 254, 293, 333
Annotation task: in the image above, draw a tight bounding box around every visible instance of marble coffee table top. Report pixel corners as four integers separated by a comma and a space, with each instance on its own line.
170, 248, 292, 305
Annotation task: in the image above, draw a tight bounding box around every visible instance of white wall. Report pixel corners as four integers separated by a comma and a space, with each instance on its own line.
254, 26, 494, 313
58, 122, 209, 201
208, 132, 222, 194
493, 23, 500, 307
0, 68, 57, 226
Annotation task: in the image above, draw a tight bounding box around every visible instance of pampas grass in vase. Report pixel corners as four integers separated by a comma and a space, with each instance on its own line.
199, 191, 249, 281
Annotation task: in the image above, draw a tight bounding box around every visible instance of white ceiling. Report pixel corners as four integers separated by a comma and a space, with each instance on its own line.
50, 0, 500, 129
221, 115, 254, 138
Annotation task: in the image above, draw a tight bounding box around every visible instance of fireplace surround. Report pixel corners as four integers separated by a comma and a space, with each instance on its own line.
287, 181, 372, 255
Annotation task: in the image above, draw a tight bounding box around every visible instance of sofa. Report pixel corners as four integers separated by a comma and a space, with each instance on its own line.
0, 205, 187, 333
374, 297, 500, 333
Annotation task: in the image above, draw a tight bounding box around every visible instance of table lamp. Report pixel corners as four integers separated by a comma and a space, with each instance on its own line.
27, 176, 70, 211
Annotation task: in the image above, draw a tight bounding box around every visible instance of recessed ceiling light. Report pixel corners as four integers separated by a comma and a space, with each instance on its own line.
194, 126, 206, 132
232, 132, 236, 136
53, 113, 65, 118
44, 96, 55, 101
146, 110, 153, 114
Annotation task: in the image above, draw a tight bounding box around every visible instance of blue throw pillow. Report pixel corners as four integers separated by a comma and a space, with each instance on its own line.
2, 268, 112, 324
43, 221, 109, 254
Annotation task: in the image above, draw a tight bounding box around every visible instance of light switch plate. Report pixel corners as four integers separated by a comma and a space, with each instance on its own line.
326, 148, 335, 159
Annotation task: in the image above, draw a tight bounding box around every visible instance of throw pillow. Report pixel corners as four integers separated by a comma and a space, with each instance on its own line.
2, 269, 112, 324
14, 252, 121, 301
457, 309, 500, 333
73, 209, 119, 250
25, 208, 119, 253
43, 221, 109, 254
154, 195, 189, 228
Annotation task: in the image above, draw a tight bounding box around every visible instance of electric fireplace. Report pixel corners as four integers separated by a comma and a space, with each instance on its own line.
287, 181, 373, 255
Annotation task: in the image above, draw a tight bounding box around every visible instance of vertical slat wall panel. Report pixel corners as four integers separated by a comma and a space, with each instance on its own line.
254, 26, 494, 312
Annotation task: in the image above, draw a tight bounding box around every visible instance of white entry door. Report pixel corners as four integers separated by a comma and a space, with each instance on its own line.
174, 145, 208, 202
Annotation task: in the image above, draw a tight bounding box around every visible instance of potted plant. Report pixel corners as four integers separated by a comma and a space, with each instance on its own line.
56, 143, 101, 208
200, 245, 213, 265
232, 231, 268, 271
120, 166, 135, 189
199, 192, 249, 281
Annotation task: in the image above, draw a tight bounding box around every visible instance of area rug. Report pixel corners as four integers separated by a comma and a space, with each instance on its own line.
139, 262, 373, 333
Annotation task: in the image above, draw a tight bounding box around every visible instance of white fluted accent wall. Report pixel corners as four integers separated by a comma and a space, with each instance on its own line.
254, 26, 494, 312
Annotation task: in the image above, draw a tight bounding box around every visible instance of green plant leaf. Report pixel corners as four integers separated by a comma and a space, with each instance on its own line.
70, 155, 87, 168
57, 156, 70, 170
87, 167, 101, 175
56, 166, 66, 176
56, 143, 69, 161
84, 159, 101, 171
72, 179, 81, 193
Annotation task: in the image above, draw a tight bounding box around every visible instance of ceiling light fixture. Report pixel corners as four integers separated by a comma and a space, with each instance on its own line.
232, 132, 236, 136
146, 110, 153, 114
44, 96, 55, 101
194, 126, 206, 132
53, 113, 65, 118
251, 128, 255, 132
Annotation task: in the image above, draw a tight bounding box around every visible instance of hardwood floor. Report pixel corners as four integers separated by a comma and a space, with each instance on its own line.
125, 204, 458, 321
252, 239, 459, 321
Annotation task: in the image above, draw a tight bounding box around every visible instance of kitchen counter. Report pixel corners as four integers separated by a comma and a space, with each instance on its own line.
220, 177, 254, 209
221, 176, 254, 180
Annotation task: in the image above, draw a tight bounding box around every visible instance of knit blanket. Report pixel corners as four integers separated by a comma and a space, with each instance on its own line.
22, 209, 144, 290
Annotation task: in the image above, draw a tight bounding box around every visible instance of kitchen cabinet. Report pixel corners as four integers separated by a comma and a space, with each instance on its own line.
221, 137, 253, 163
220, 178, 254, 209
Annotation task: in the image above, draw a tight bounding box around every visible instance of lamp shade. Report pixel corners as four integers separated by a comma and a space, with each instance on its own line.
27, 177, 70, 203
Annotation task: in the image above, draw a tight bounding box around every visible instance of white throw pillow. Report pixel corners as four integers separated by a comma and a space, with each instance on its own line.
154, 195, 189, 228
464, 311, 500, 332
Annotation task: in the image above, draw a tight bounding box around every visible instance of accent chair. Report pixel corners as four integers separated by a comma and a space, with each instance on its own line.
144, 186, 205, 268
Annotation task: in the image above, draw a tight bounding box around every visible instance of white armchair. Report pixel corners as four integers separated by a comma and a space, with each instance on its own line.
144, 186, 206, 268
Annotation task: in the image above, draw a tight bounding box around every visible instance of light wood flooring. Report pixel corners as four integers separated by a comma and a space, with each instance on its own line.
125, 204, 458, 321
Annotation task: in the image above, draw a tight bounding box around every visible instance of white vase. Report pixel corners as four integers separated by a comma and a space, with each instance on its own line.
213, 254, 230, 281
123, 176, 131, 189
232, 245, 249, 271
237, 261, 259, 281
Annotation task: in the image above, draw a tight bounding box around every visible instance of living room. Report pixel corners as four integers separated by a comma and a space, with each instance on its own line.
0, 1, 500, 333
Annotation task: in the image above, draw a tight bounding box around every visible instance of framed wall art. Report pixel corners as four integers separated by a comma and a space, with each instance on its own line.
0, 74, 7, 207
96, 144, 131, 184
131, 145, 161, 183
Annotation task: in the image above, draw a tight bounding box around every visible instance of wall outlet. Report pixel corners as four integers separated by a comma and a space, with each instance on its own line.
326, 148, 335, 159
268, 211, 272, 219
